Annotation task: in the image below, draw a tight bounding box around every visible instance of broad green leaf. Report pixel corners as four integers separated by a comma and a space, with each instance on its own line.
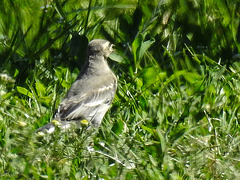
158, 72, 167, 80
35, 81, 46, 97
141, 67, 159, 87
16, 86, 33, 99
132, 35, 142, 65
109, 52, 124, 63
139, 39, 155, 60
183, 72, 202, 84
39, 96, 52, 107
135, 77, 143, 90
47, 166, 54, 179
61, 80, 71, 89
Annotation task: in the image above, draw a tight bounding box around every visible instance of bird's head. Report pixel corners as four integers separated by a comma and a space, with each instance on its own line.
87, 39, 114, 58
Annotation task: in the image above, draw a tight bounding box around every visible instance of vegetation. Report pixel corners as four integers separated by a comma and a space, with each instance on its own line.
1, 0, 240, 179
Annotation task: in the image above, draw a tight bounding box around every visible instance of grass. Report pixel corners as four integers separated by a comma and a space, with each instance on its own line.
1, 0, 240, 179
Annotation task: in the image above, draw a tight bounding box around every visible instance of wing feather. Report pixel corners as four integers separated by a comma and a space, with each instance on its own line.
57, 75, 117, 125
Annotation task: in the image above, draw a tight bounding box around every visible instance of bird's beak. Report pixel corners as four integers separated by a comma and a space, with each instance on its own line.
110, 44, 115, 53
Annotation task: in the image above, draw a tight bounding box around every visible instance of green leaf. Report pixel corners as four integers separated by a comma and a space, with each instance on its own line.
39, 96, 52, 107
16, 86, 33, 99
109, 52, 124, 63
135, 77, 143, 90
138, 95, 147, 109
61, 80, 71, 89
141, 67, 162, 88
14, 69, 19, 77
54, 68, 63, 82
164, 70, 186, 86
1, 92, 13, 100
139, 39, 155, 60
46, 166, 54, 179
132, 35, 143, 65
112, 120, 124, 135
141, 125, 156, 136
156, 127, 166, 152
183, 72, 202, 84
54, 67, 72, 88
35, 81, 46, 97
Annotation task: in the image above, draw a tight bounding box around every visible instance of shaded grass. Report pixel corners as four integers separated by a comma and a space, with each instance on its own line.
1, 0, 240, 179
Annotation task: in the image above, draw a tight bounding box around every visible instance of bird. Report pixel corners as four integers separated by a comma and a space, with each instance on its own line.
36, 39, 117, 134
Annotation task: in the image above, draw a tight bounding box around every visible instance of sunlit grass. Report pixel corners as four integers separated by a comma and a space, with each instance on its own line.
1, 0, 240, 179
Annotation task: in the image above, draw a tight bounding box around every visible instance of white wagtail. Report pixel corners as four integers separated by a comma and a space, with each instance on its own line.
36, 39, 117, 133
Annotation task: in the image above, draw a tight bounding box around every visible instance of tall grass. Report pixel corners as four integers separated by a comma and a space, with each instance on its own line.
1, 0, 240, 179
